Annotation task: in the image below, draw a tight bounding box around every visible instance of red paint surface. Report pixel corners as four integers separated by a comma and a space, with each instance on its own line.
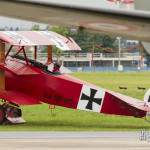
101, 92, 146, 118
0, 58, 147, 118
107, 0, 134, 4
4, 59, 82, 109
0, 58, 40, 75
0, 90, 40, 105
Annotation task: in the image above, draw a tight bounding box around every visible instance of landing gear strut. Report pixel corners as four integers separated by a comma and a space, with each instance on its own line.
0, 105, 5, 124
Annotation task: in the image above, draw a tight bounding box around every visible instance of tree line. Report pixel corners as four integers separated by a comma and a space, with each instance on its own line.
32, 25, 118, 53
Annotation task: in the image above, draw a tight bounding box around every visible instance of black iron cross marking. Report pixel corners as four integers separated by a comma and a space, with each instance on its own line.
80, 88, 102, 110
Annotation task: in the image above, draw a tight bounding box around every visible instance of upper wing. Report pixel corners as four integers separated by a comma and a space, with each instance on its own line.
0, 0, 150, 42
0, 31, 81, 51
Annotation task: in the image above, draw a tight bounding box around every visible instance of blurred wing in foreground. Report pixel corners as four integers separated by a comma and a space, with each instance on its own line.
0, 0, 149, 42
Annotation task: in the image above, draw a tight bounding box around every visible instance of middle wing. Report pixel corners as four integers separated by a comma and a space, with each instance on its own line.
0, 57, 40, 75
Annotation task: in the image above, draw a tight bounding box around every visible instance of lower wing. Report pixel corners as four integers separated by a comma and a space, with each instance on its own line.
0, 90, 40, 105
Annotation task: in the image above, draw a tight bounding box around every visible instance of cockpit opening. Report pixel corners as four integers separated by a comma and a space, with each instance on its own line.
12, 55, 61, 75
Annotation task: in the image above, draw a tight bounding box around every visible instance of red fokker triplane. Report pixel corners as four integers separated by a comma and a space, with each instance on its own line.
0, 31, 149, 124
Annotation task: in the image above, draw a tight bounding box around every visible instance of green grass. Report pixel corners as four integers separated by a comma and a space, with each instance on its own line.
1, 72, 150, 131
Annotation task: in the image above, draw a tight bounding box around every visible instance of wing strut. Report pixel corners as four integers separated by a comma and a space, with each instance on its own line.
13, 46, 29, 65
22, 47, 29, 65
0, 41, 5, 90
34, 46, 37, 61
5, 45, 13, 60
46, 45, 53, 65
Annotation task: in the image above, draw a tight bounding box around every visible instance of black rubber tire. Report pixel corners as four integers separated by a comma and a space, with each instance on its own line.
0, 105, 5, 124
12, 108, 22, 117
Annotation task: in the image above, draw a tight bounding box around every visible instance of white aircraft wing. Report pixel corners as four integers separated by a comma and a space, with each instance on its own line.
0, 0, 150, 42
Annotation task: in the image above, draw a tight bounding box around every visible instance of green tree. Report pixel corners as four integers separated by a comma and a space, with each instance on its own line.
52, 47, 61, 61
31, 24, 40, 31
35, 25, 117, 53
51, 26, 70, 37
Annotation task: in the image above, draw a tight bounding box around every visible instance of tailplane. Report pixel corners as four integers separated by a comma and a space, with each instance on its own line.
144, 89, 150, 105
144, 89, 150, 121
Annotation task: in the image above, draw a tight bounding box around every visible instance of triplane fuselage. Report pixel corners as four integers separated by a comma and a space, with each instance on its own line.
0, 31, 149, 124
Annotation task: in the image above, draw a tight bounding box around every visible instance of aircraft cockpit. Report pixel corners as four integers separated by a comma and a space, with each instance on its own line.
12, 54, 61, 75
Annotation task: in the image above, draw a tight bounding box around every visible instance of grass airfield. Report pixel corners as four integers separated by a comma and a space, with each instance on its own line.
1, 72, 150, 131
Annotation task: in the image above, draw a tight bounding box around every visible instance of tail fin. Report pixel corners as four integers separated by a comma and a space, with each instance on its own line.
144, 89, 150, 121
144, 89, 150, 104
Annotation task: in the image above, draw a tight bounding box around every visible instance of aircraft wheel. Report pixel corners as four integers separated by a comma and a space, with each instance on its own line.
12, 107, 22, 118
2, 103, 22, 118
6, 107, 22, 118
0, 105, 5, 124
